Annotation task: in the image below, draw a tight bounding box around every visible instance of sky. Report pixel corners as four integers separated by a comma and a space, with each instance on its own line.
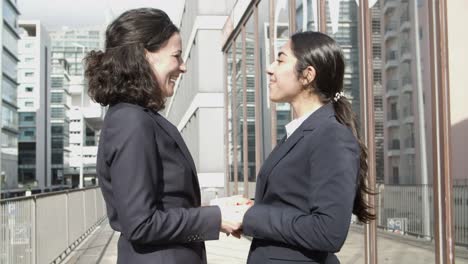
18, 0, 186, 30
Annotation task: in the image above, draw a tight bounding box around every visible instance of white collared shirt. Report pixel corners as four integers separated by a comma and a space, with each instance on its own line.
285, 110, 316, 139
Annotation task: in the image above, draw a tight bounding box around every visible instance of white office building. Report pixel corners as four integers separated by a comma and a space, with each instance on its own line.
164, 0, 236, 203
17, 20, 52, 190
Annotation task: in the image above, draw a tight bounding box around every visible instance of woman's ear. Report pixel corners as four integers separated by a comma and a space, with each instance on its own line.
301, 66, 316, 86
145, 49, 155, 63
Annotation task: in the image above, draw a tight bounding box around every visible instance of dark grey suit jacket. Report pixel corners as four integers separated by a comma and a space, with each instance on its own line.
96, 102, 221, 264
243, 103, 360, 264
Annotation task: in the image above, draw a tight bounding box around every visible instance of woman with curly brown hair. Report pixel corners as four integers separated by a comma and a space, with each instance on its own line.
86, 8, 240, 264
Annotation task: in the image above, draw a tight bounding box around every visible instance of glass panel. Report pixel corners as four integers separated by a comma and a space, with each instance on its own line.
2, 78, 17, 105
3, 1, 18, 29
326, 0, 360, 117
245, 17, 256, 182
296, 0, 318, 32
2, 51, 18, 80
322, 0, 361, 261
227, 47, 234, 189
2, 105, 18, 129
445, 1, 468, 259
274, 0, 291, 143
235, 35, 244, 184
3, 27, 18, 54
257, 0, 272, 159
1, 131, 18, 151
375, 0, 438, 262
51, 92, 64, 104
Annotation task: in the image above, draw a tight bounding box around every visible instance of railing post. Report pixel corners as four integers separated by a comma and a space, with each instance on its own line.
32, 197, 37, 264
82, 189, 87, 233
65, 191, 69, 247
94, 189, 98, 223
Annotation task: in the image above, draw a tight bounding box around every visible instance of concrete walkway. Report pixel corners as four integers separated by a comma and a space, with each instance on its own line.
64, 219, 468, 264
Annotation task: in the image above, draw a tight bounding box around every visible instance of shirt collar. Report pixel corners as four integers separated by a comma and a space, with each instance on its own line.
285, 109, 316, 139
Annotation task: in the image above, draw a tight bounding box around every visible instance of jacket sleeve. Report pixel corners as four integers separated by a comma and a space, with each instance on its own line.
242, 124, 359, 252
104, 108, 221, 245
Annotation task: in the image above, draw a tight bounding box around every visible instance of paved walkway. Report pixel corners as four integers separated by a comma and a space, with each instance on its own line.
64, 220, 468, 264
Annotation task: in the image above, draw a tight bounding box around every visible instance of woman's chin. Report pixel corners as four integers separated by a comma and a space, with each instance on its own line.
163, 88, 174, 98
270, 95, 286, 103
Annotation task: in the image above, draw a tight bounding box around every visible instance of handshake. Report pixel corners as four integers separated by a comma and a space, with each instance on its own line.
210, 195, 254, 239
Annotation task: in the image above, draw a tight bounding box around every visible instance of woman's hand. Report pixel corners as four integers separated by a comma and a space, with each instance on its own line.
219, 203, 253, 238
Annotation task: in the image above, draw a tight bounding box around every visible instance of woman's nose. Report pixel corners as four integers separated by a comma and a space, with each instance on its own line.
179, 62, 187, 73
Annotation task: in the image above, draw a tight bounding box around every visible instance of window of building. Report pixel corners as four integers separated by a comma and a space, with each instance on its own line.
52, 125, 64, 134
25, 87, 33, 92
25, 72, 34, 77
25, 101, 33, 107
392, 167, 399, 184
24, 130, 35, 137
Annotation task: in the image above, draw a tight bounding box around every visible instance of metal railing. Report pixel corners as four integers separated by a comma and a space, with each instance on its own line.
0, 187, 107, 264
375, 184, 468, 246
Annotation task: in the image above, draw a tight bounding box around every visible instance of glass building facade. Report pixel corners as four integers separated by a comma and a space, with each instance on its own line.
50, 58, 71, 185
223, 0, 468, 262
0, 0, 20, 190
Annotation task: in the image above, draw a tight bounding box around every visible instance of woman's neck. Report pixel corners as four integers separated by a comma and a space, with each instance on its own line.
290, 91, 324, 119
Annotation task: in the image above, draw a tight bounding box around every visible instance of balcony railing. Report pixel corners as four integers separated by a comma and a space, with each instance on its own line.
376, 184, 468, 245
0, 187, 106, 264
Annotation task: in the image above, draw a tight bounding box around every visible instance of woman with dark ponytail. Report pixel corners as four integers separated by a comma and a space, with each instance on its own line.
89, 8, 242, 264
240, 31, 375, 263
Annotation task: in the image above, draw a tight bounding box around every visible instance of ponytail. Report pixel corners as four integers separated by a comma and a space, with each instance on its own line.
333, 97, 376, 223
290, 31, 376, 223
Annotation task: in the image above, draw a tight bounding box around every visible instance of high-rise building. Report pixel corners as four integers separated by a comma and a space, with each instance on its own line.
164, 0, 236, 203
49, 27, 104, 75
50, 58, 71, 185
371, 3, 385, 183
50, 27, 105, 186
17, 20, 51, 189
381, 0, 433, 185
0, 0, 20, 191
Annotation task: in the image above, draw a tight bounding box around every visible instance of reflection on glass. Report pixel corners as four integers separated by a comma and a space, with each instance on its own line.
326, 0, 360, 117
258, 0, 272, 159
376, 0, 440, 262
274, 0, 291, 143
245, 17, 256, 182
235, 36, 244, 183
296, 0, 318, 32
227, 47, 234, 185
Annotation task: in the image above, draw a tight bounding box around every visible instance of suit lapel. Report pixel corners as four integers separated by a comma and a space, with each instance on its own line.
255, 136, 285, 201
255, 103, 336, 201
256, 132, 304, 200
148, 112, 199, 183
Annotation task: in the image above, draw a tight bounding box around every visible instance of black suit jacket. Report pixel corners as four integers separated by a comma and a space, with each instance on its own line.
243, 103, 360, 264
96, 102, 221, 264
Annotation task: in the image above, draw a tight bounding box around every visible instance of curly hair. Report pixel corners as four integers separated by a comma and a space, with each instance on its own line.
84, 8, 179, 111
